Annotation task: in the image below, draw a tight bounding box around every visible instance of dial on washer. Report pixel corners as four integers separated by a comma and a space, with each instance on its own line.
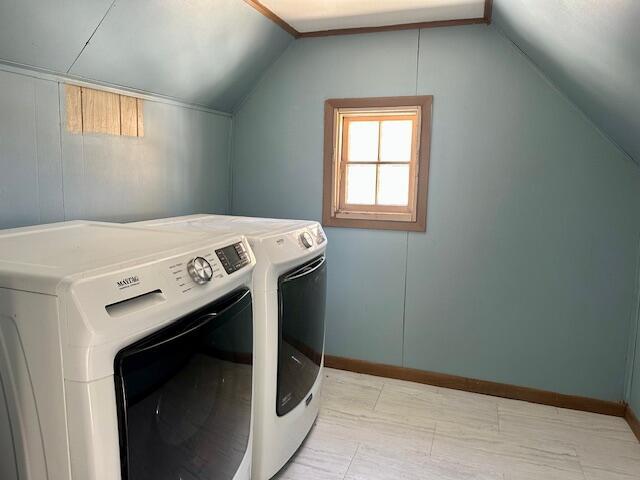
187, 257, 213, 285
300, 232, 314, 249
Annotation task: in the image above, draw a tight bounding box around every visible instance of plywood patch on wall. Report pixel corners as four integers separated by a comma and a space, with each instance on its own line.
136, 98, 144, 137
82, 88, 120, 135
65, 85, 83, 134
65, 84, 144, 137
119, 95, 138, 136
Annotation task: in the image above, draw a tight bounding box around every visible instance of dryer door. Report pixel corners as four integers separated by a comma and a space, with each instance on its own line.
0, 376, 18, 480
114, 288, 253, 480
277, 255, 327, 416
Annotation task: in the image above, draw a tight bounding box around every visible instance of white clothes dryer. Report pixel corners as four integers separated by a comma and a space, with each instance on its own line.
132, 215, 327, 480
0, 221, 257, 480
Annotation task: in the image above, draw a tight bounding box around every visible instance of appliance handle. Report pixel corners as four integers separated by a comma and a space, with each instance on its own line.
281, 256, 326, 282
121, 289, 251, 357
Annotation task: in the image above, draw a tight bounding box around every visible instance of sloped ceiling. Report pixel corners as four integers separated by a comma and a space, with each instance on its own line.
493, 0, 640, 164
0, 0, 113, 72
0, 0, 293, 112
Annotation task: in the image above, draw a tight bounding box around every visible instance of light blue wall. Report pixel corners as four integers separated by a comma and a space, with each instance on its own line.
232, 30, 420, 366
405, 26, 640, 400
231, 25, 640, 401
0, 69, 64, 228
0, 67, 232, 229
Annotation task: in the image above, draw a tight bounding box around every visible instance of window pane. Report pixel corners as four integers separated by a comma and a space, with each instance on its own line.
378, 164, 410, 206
380, 120, 413, 162
346, 164, 376, 204
348, 121, 379, 162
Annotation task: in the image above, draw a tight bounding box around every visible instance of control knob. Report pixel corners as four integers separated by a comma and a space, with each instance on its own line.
300, 231, 314, 249
187, 257, 213, 285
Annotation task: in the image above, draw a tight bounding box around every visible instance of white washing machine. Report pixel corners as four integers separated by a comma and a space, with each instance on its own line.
0, 220, 258, 480
132, 215, 327, 480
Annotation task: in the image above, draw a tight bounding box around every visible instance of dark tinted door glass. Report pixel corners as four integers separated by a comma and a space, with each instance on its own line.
277, 256, 327, 416
114, 289, 253, 480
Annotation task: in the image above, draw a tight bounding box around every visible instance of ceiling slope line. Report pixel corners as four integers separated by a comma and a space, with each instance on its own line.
493, 23, 639, 168
231, 38, 295, 114
243, 0, 300, 38
244, 0, 493, 39
66, 0, 117, 73
0, 60, 232, 118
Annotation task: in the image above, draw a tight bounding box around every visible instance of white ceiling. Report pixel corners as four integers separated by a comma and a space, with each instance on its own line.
259, 0, 486, 33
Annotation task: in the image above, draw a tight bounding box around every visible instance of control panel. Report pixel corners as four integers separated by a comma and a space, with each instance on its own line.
297, 226, 326, 249
167, 244, 242, 294
314, 227, 326, 245
168, 256, 222, 294
216, 242, 251, 274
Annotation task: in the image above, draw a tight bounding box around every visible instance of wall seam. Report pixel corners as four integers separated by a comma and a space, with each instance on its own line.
32, 82, 41, 224
402, 28, 421, 366
624, 235, 640, 402
227, 116, 235, 214
56, 83, 67, 220
401, 231, 409, 366
631, 297, 640, 405
66, 0, 117, 73
414, 29, 421, 95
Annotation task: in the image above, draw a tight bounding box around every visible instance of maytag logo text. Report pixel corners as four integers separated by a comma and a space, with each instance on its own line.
116, 276, 140, 289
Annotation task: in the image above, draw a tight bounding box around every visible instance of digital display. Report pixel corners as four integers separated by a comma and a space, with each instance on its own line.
220, 245, 241, 263
216, 243, 249, 274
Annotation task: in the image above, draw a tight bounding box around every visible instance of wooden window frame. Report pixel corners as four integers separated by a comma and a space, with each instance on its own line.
323, 96, 432, 232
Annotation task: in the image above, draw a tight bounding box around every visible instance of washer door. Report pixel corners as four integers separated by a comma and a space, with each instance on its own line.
277, 256, 327, 417
114, 288, 253, 480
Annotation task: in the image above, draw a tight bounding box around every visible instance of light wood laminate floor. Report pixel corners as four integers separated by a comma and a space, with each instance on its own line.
274, 368, 640, 480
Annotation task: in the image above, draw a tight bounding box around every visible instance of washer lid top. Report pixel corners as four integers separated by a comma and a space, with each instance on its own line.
135, 214, 318, 239
0, 221, 221, 294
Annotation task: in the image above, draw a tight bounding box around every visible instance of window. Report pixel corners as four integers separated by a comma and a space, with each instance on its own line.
323, 96, 432, 231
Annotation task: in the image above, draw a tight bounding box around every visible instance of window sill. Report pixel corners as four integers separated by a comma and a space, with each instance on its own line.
323, 213, 426, 232
335, 210, 414, 222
